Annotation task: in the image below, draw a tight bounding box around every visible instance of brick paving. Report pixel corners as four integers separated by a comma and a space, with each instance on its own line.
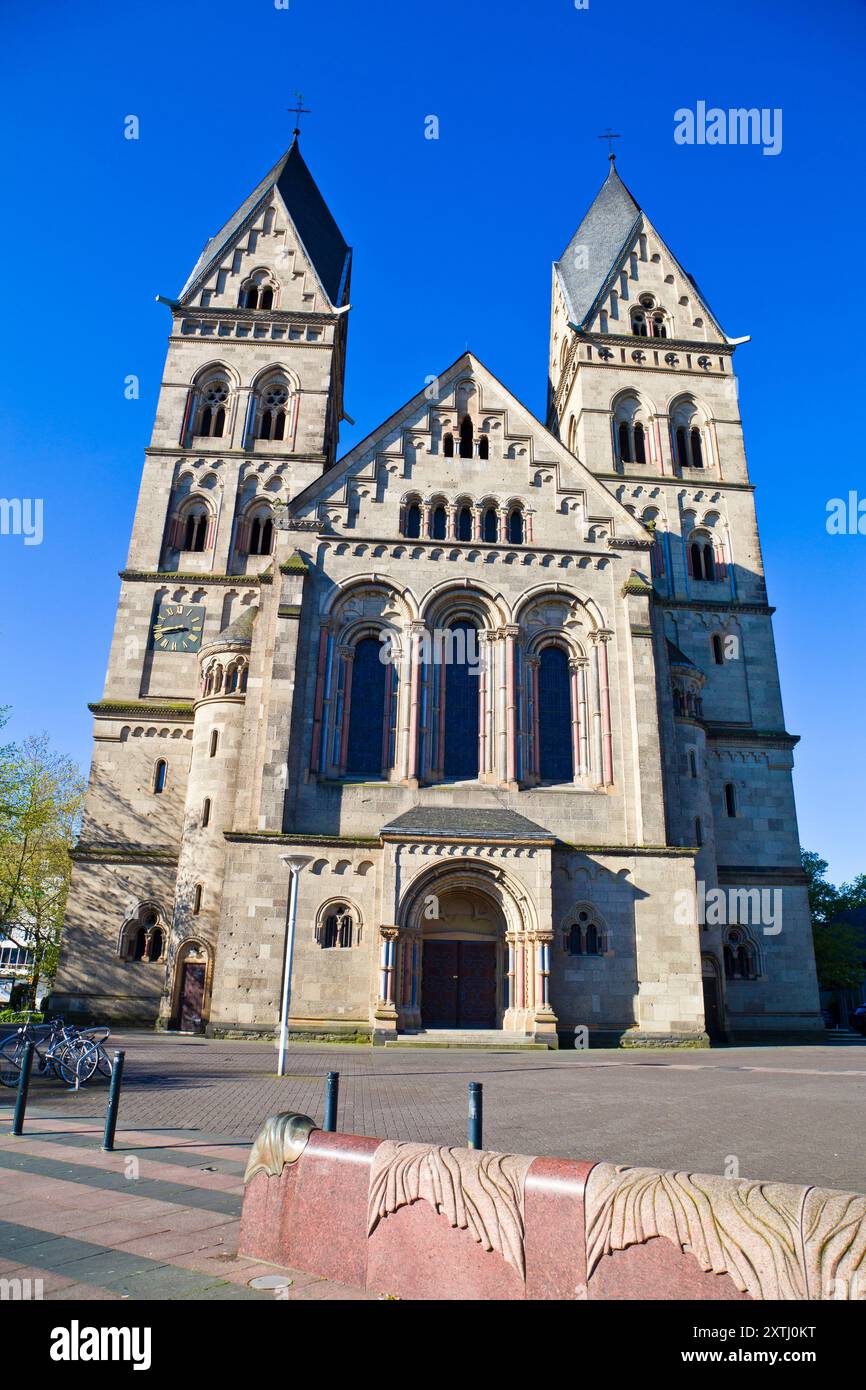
2, 1031, 866, 1300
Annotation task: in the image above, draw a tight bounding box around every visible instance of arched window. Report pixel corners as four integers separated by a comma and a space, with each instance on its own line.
256, 378, 292, 442
651, 311, 667, 339
712, 634, 725, 665
478, 434, 489, 460
689, 535, 716, 582
132, 927, 148, 961
482, 507, 498, 543
459, 416, 473, 459
153, 760, 167, 794
456, 505, 473, 542
209, 730, 219, 758
724, 929, 757, 980
183, 505, 210, 553
345, 636, 390, 779
614, 397, 650, 466
149, 926, 164, 962
316, 904, 355, 949
430, 504, 447, 540
695, 817, 703, 847
195, 378, 229, 438
631, 309, 648, 337
633, 422, 647, 464
442, 621, 479, 779
193, 884, 203, 915
506, 507, 524, 544
565, 908, 604, 956
443, 431, 454, 458
672, 403, 707, 470
240, 273, 277, 311
248, 512, 274, 556
201, 798, 211, 828
567, 416, 577, 453
537, 646, 573, 782
689, 750, 697, 778
404, 501, 421, 538
724, 783, 737, 818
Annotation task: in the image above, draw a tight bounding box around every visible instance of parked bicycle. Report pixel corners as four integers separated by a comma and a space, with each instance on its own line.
0, 1018, 114, 1088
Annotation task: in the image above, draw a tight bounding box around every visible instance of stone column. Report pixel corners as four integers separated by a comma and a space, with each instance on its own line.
591, 639, 604, 785
473, 504, 483, 542
577, 659, 590, 778
504, 625, 519, 787
597, 632, 614, 785
528, 657, 540, 783
569, 658, 581, 782
373, 926, 400, 1042
405, 622, 425, 786
531, 933, 558, 1043
335, 645, 354, 775
496, 630, 508, 784
309, 624, 331, 774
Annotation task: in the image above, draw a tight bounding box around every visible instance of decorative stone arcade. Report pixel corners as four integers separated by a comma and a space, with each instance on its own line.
375, 808, 559, 1045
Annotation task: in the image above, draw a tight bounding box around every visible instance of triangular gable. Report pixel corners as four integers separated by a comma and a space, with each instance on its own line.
178, 140, 351, 308
555, 164, 731, 342
289, 352, 652, 547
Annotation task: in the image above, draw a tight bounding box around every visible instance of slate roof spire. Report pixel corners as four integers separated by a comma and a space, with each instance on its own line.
555, 161, 643, 330
178, 138, 351, 308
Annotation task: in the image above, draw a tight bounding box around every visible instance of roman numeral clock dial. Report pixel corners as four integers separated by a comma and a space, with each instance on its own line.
151, 602, 205, 653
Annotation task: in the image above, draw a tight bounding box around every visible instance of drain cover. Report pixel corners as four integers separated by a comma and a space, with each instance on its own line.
249, 1274, 294, 1290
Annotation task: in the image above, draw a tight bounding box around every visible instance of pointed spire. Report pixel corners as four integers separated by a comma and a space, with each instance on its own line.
554, 161, 642, 327
178, 139, 350, 308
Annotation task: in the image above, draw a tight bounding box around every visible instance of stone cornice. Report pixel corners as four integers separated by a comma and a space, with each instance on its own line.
88, 699, 195, 721
224, 831, 381, 848
592, 471, 756, 493
557, 843, 698, 857
172, 306, 341, 326
656, 597, 774, 616
704, 724, 799, 748
119, 569, 272, 587
576, 329, 735, 356
72, 844, 179, 864
381, 832, 557, 849
717, 864, 808, 885
312, 534, 624, 565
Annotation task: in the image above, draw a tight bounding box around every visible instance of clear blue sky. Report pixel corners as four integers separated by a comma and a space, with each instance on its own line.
1, 0, 863, 882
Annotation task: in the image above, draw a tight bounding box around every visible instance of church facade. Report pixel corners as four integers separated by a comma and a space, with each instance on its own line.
53, 141, 822, 1045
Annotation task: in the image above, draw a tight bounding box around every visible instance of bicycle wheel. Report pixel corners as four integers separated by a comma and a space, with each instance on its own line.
0, 1036, 25, 1088
95, 1045, 113, 1078
58, 1040, 97, 1087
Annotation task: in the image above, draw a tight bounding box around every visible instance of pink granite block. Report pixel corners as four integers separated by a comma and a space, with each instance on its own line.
524, 1156, 595, 1300
287, 1132, 379, 1287
366, 1198, 525, 1301
588, 1237, 751, 1300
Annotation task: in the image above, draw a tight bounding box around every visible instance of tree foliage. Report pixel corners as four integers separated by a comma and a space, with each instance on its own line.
0, 718, 85, 1007
802, 849, 866, 991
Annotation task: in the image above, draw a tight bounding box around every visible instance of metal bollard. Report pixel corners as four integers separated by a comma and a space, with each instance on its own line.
323, 1070, 339, 1132
12, 1042, 35, 1137
101, 1050, 126, 1152
467, 1080, 483, 1150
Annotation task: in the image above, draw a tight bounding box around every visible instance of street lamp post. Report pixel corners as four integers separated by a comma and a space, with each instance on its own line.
277, 854, 312, 1077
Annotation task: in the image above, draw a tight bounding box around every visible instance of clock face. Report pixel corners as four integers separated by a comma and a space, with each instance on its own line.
151, 602, 205, 653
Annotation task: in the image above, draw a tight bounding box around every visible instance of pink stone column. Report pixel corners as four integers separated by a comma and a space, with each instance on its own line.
479, 635, 488, 776
406, 624, 423, 783
577, 661, 590, 778
599, 635, 613, 785
473, 507, 482, 542
505, 626, 518, 784
338, 647, 354, 775
516, 939, 526, 1011
569, 660, 581, 782
526, 510, 534, 544
309, 626, 330, 772
530, 660, 540, 779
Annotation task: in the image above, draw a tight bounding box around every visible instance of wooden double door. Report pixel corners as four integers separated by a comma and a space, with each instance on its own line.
421, 939, 497, 1028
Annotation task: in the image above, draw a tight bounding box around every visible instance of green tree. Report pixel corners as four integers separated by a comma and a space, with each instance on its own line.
0, 728, 85, 1008
801, 849, 866, 992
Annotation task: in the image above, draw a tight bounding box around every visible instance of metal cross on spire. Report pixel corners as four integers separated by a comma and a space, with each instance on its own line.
288, 92, 311, 138
597, 128, 621, 162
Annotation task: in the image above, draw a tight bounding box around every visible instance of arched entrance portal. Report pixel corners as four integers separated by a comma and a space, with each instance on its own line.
420, 887, 502, 1029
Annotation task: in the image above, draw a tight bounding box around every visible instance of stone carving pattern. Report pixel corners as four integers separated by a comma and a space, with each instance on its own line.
367, 1141, 533, 1278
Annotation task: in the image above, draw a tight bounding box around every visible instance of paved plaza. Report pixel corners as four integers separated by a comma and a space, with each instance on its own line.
2, 1033, 864, 1301
4, 1031, 866, 1188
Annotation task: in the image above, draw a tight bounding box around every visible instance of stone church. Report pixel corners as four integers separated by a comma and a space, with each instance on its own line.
53, 138, 822, 1045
